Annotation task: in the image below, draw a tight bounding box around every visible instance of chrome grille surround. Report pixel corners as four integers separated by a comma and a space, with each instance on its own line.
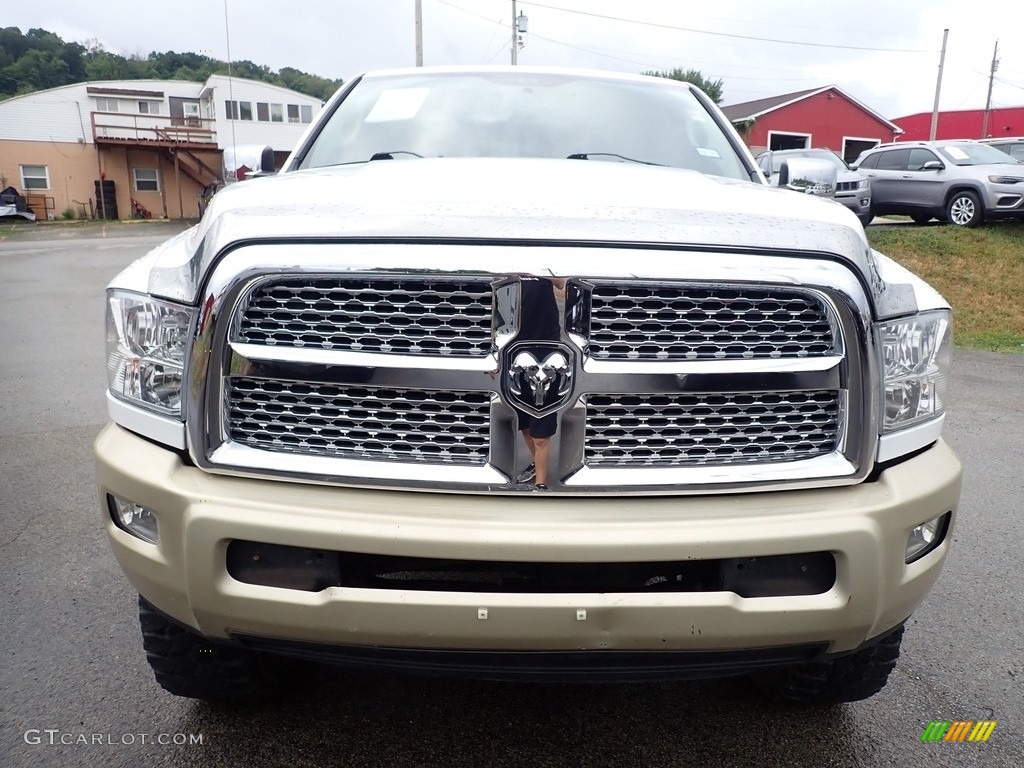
587, 283, 835, 360
836, 181, 859, 193
236, 276, 494, 356
188, 243, 876, 495
584, 391, 840, 467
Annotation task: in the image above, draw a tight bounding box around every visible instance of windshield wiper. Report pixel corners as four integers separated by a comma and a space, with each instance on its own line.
567, 152, 665, 167
369, 150, 424, 161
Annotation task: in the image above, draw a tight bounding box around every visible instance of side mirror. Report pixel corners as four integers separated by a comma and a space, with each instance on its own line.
261, 146, 276, 174
777, 157, 837, 198
922, 160, 944, 171
249, 146, 277, 178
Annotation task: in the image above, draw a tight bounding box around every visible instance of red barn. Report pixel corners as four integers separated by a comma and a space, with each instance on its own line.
893, 107, 1024, 141
722, 85, 902, 163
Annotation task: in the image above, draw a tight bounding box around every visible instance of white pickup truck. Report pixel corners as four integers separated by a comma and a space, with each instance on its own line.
96, 66, 961, 705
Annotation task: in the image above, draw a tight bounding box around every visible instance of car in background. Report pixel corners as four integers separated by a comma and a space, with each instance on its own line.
756, 148, 872, 225
979, 137, 1024, 163
852, 140, 1024, 227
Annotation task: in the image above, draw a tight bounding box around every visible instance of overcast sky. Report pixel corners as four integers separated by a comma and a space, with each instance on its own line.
7, 0, 1024, 118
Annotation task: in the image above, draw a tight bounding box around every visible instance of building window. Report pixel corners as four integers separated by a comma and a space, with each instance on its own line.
300, 104, 313, 123
287, 104, 300, 123
20, 165, 50, 191
225, 100, 239, 120
138, 101, 161, 115
270, 103, 283, 122
256, 102, 269, 121
238, 101, 253, 121
95, 98, 119, 112
133, 168, 159, 192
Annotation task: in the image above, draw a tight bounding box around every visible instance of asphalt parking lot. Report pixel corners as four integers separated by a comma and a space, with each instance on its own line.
0, 225, 1021, 768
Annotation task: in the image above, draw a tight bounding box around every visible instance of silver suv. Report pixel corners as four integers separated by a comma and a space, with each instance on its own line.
757, 149, 872, 225
852, 140, 1024, 226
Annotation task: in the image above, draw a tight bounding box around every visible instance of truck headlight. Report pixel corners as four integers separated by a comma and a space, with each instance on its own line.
877, 310, 952, 432
858, 179, 869, 189
106, 290, 194, 418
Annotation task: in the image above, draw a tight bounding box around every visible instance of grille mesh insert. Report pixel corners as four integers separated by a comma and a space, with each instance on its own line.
588, 283, 834, 360
237, 278, 493, 356
227, 378, 491, 465
585, 391, 839, 467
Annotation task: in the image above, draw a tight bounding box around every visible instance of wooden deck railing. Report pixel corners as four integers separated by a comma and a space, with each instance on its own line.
91, 111, 217, 145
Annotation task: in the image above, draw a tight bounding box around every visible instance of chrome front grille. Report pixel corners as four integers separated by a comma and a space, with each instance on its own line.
237, 277, 493, 356
587, 283, 834, 360
227, 377, 491, 465
584, 391, 840, 467
194, 246, 873, 494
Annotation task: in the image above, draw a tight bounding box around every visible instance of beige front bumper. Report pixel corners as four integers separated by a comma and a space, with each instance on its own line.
95, 423, 961, 655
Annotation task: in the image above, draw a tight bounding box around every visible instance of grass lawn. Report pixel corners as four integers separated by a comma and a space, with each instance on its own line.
867, 221, 1024, 353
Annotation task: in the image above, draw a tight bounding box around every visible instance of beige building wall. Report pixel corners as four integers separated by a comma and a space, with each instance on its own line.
1, 139, 220, 220
0, 139, 98, 219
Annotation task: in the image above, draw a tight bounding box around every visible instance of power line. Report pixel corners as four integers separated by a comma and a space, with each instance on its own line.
432, 0, 646, 65
480, 12, 507, 62
519, 0, 936, 53
993, 77, 1024, 93
433, 0, 824, 82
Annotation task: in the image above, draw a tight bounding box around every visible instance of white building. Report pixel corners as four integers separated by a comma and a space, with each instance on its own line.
0, 75, 325, 219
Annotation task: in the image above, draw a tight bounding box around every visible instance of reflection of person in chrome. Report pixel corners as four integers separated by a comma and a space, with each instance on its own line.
513, 277, 564, 490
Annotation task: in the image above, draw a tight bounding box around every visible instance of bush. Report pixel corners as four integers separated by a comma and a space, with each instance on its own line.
59, 207, 77, 220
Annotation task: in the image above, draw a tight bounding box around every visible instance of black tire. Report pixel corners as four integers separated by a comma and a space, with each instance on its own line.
857, 213, 873, 227
753, 626, 904, 705
910, 214, 931, 225
138, 595, 277, 702
945, 190, 983, 227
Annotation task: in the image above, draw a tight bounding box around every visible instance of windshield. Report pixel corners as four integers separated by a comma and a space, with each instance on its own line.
936, 143, 1021, 166
298, 71, 749, 180
769, 150, 848, 173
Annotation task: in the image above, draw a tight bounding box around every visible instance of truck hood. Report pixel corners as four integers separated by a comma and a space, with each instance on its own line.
143, 158, 881, 305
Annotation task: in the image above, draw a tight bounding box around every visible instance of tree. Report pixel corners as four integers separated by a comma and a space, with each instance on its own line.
84, 51, 129, 81
642, 67, 724, 105
0, 26, 341, 101
5, 49, 71, 92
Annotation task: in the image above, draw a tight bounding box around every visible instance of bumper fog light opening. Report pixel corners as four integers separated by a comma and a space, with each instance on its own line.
108, 495, 159, 545
905, 511, 951, 564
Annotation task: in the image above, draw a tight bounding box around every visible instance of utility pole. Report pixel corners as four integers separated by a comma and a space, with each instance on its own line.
415, 0, 423, 66
511, 0, 518, 65
510, 3, 528, 64
982, 39, 999, 138
929, 29, 949, 141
